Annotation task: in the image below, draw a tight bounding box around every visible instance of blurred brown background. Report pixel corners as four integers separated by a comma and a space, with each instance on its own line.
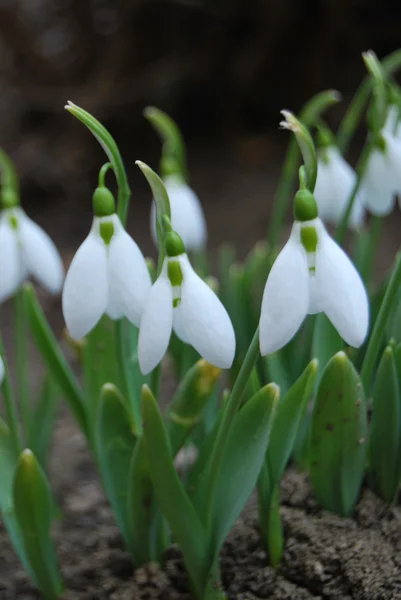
1, 0, 401, 260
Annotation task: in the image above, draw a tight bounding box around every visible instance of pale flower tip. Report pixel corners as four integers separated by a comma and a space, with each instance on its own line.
279, 110, 299, 132
65, 100, 76, 110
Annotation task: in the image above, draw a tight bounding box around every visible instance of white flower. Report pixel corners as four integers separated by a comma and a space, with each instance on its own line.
150, 176, 207, 251
360, 120, 401, 216
62, 213, 151, 340
0, 207, 64, 304
259, 218, 369, 355
314, 147, 364, 229
0, 356, 4, 385
138, 253, 235, 374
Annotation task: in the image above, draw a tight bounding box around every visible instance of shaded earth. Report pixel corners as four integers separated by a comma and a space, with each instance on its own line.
1, 406, 401, 600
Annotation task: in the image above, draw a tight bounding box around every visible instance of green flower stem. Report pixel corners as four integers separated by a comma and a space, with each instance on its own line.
359, 216, 383, 284
14, 290, 30, 445
267, 90, 340, 248
335, 140, 374, 245
337, 48, 401, 153
98, 162, 113, 188
0, 333, 22, 455
203, 327, 260, 531
361, 251, 401, 392
0, 148, 19, 192
149, 363, 161, 401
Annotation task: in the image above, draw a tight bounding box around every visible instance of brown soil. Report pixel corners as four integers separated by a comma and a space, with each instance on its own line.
1, 408, 401, 600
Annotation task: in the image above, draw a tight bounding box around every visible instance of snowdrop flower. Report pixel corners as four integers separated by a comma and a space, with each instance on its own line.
360, 110, 401, 216
138, 231, 235, 374
0, 355, 4, 385
314, 146, 364, 229
0, 197, 64, 304
259, 189, 369, 355
62, 185, 151, 340
150, 176, 207, 251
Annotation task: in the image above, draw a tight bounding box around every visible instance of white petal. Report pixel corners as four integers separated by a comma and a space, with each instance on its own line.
259, 223, 309, 355
138, 264, 173, 375
165, 177, 207, 251
0, 213, 21, 303
177, 255, 235, 368
0, 356, 4, 384
313, 222, 369, 347
18, 210, 64, 293
62, 224, 108, 339
173, 305, 190, 344
107, 216, 152, 326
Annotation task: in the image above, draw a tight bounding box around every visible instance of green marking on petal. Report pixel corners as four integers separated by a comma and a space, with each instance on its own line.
100, 220, 114, 245
168, 260, 183, 287
301, 225, 318, 253
173, 298, 181, 308
8, 214, 19, 230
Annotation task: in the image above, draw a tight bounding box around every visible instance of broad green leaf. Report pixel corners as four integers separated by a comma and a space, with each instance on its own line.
267, 359, 318, 484
97, 384, 136, 552
263, 352, 290, 396
23, 284, 88, 439
209, 383, 279, 556
83, 316, 120, 422
142, 385, 208, 599
29, 375, 58, 470
127, 437, 167, 565
167, 360, 221, 456
13, 450, 63, 599
369, 346, 401, 502
309, 352, 367, 516
311, 314, 344, 380
0, 418, 34, 580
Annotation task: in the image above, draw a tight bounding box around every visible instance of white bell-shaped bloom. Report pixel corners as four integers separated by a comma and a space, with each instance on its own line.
314, 147, 364, 229
360, 119, 401, 216
138, 253, 235, 374
259, 218, 369, 355
0, 207, 64, 304
62, 213, 151, 340
0, 356, 4, 385
150, 176, 207, 251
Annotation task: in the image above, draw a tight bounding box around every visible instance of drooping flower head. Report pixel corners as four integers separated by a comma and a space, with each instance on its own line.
360, 109, 401, 216
0, 186, 64, 304
62, 176, 151, 340
138, 224, 235, 374
259, 187, 369, 355
314, 127, 364, 229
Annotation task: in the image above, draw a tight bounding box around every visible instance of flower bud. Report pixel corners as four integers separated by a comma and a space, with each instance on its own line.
293, 188, 318, 222
92, 186, 115, 217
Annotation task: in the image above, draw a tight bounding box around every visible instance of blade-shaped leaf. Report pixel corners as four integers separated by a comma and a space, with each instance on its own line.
267, 359, 318, 483
369, 345, 401, 502
29, 375, 58, 469
209, 383, 279, 556
312, 314, 344, 381
97, 384, 136, 552
13, 449, 63, 599
309, 352, 367, 517
23, 284, 88, 439
142, 385, 208, 599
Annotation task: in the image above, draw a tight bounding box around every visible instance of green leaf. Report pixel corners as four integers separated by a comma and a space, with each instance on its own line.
23, 284, 88, 439
28, 375, 59, 470
97, 384, 136, 552
144, 107, 188, 180
257, 479, 283, 567
309, 352, 367, 516
142, 385, 208, 599
167, 360, 221, 456
0, 418, 33, 580
368, 345, 401, 502
263, 352, 290, 397
83, 316, 121, 421
13, 449, 63, 599
267, 359, 318, 484
209, 383, 279, 556
311, 314, 344, 380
